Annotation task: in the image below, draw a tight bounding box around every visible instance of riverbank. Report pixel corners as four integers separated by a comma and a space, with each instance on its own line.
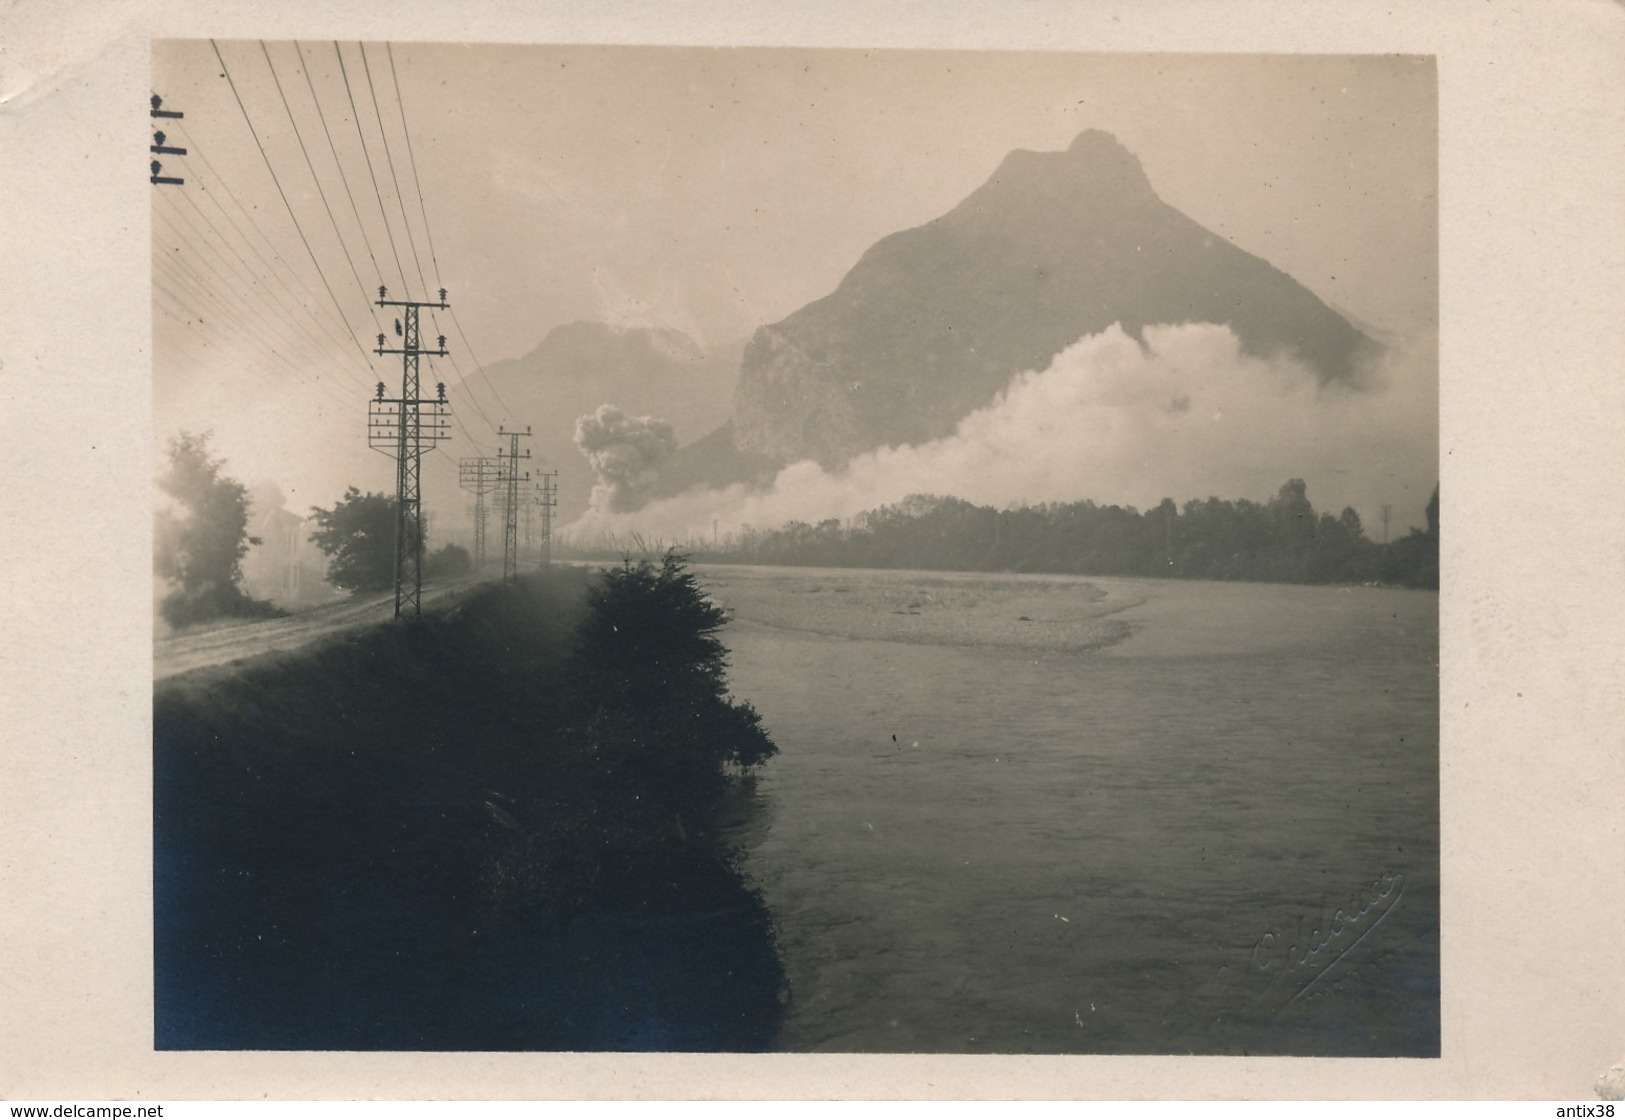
696, 564, 1138, 653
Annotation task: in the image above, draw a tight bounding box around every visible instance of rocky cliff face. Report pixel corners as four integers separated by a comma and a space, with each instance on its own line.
728, 129, 1375, 470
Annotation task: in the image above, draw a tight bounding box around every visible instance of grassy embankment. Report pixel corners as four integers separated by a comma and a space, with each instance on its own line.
154, 561, 785, 1051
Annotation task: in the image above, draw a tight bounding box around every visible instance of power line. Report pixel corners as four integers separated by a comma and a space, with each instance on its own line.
172, 121, 378, 384
323, 39, 513, 451
294, 41, 389, 295
386, 42, 443, 289
359, 41, 430, 299
154, 255, 353, 411
333, 41, 411, 299
438, 351, 501, 437
337, 39, 503, 443
210, 38, 379, 377
180, 193, 375, 400
375, 46, 514, 433
383, 42, 503, 442
154, 195, 279, 329
152, 281, 288, 394
154, 257, 356, 411
154, 196, 360, 412
160, 185, 360, 389
442, 393, 490, 449
155, 205, 358, 410
154, 206, 316, 376
258, 40, 384, 338
446, 304, 518, 424
176, 180, 351, 374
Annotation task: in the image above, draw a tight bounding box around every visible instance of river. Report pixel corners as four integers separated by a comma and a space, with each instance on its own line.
700, 564, 1439, 1056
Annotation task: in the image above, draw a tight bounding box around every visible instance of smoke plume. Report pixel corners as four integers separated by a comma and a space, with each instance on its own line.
567, 322, 1437, 541
573, 404, 680, 513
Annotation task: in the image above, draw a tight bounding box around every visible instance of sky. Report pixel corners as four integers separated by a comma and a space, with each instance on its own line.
150, 43, 1436, 532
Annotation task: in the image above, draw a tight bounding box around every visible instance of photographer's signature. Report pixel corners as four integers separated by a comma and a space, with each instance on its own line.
1251, 872, 1404, 1007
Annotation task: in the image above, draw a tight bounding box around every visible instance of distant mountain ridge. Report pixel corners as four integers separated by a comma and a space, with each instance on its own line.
665, 129, 1375, 489
432, 321, 742, 523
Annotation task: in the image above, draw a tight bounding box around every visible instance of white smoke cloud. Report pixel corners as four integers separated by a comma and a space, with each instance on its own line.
573, 404, 680, 513
567, 322, 1438, 542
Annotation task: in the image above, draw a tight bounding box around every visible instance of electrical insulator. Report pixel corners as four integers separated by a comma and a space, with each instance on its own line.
378, 285, 388, 299
377, 334, 386, 348
376, 382, 386, 399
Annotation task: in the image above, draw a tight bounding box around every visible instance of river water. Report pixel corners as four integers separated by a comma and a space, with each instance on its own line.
701, 565, 1439, 1056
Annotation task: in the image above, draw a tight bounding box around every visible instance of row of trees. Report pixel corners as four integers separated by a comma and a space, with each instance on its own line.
306, 486, 472, 591
712, 480, 1440, 588
154, 432, 469, 627
156, 433, 1439, 632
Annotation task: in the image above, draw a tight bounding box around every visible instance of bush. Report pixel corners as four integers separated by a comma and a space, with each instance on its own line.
571, 552, 778, 779
307, 488, 405, 593
426, 542, 473, 579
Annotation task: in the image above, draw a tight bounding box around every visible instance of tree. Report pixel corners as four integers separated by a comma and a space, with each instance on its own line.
570, 552, 777, 812
1379, 484, 1440, 589
425, 542, 472, 580
154, 431, 279, 627
307, 488, 409, 593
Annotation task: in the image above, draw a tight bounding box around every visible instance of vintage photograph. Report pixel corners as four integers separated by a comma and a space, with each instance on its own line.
149, 43, 1439, 1055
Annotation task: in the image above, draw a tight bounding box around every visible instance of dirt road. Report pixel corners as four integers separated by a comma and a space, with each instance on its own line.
154, 579, 477, 680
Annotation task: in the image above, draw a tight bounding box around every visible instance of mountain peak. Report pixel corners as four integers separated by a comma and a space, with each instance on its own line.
973, 129, 1155, 216
1067, 127, 1124, 154
1066, 128, 1153, 196
728, 130, 1372, 468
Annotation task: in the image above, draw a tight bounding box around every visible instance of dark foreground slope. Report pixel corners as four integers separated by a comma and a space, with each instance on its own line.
154, 564, 785, 1050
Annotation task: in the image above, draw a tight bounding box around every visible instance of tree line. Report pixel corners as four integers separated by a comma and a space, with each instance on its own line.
154, 432, 468, 627
155, 434, 1438, 636
702, 480, 1439, 588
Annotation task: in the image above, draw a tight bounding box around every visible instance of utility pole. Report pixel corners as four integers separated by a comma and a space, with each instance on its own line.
537, 470, 559, 568
458, 454, 500, 572
370, 285, 451, 618
522, 485, 535, 557
497, 426, 531, 583
150, 95, 185, 185
1381, 504, 1393, 546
